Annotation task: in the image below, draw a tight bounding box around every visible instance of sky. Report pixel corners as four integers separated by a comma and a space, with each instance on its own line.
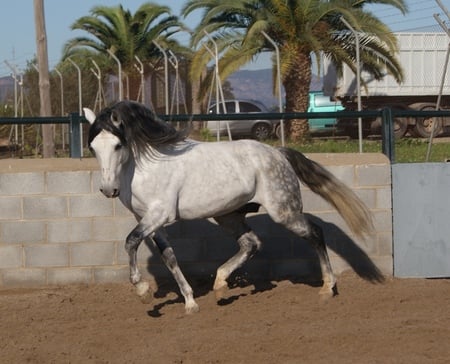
0, 0, 448, 78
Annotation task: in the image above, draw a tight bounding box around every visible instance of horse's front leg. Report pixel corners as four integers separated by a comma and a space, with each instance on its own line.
153, 229, 199, 314
125, 227, 152, 300
125, 214, 198, 314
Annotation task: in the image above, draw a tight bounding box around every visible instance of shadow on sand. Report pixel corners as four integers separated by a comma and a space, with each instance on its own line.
143, 213, 385, 316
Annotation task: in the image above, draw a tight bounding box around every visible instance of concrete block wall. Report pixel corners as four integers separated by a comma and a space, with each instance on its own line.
0, 153, 391, 288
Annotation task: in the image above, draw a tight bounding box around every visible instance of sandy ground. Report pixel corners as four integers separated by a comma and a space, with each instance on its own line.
0, 271, 449, 364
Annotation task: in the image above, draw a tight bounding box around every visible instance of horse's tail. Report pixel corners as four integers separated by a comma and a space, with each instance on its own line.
278, 147, 374, 239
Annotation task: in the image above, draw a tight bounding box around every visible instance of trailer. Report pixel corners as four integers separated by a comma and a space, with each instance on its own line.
323, 32, 450, 138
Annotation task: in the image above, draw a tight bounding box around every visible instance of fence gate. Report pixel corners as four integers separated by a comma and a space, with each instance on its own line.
392, 162, 450, 277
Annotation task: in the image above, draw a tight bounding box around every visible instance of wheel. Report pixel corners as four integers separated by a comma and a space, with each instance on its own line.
252, 122, 272, 140
392, 116, 408, 139
275, 123, 286, 139
373, 104, 409, 139
413, 105, 443, 138
275, 124, 281, 139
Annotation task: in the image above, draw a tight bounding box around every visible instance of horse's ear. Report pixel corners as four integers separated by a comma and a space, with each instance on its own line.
110, 110, 123, 128
83, 108, 96, 125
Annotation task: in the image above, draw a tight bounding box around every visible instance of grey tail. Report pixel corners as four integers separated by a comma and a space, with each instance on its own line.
278, 147, 374, 239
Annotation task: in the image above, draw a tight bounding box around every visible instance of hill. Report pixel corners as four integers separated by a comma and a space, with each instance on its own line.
227, 68, 323, 109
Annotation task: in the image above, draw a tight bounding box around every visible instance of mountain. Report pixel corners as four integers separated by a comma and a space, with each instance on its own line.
227, 68, 323, 109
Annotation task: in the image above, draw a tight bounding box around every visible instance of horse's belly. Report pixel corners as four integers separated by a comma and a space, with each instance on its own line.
177, 188, 254, 219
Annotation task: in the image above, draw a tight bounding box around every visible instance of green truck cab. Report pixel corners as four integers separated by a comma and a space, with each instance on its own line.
307, 91, 345, 131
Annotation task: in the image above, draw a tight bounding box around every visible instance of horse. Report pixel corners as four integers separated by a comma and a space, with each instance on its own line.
84, 101, 373, 314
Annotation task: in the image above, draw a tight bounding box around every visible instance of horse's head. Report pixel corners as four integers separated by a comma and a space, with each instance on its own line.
85, 107, 130, 198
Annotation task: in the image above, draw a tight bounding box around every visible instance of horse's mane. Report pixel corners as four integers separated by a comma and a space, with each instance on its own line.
88, 100, 189, 158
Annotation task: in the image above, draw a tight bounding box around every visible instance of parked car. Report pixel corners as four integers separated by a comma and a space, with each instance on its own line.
206, 99, 276, 140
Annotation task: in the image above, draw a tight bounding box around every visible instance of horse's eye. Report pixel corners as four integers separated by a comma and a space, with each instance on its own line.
115, 143, 123, 151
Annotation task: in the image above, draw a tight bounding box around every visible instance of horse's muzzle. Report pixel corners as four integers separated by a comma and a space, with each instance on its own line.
100, 187, 120, 198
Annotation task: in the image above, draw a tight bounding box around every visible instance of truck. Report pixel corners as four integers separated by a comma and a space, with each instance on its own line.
323, 32, 450, 138
274, 91, 344, 138
307, 91, 345, 131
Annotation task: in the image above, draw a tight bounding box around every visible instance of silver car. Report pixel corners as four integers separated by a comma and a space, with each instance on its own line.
207, 100, 276, 140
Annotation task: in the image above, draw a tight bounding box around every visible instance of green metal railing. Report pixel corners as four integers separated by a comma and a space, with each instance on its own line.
1, 108, 450, 161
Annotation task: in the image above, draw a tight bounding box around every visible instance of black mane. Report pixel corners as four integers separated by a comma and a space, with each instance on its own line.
88, 100, 188, 156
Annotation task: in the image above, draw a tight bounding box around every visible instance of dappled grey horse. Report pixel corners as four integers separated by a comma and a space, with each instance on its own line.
84, 101, 373, 314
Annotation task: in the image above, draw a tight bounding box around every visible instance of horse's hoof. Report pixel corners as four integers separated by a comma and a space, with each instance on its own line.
185, 302, 200, 314
135, 281, 153, 303
214, 285, 228, 301
318, 284, 338, 302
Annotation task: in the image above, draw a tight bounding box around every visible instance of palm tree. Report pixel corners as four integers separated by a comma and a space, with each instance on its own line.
63, 3, 187, 101
182, 0, 407, 140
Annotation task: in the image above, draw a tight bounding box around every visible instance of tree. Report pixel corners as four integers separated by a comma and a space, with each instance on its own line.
183, 0, 407, 141
33, 0, 55, 157
63, 3, 188, 102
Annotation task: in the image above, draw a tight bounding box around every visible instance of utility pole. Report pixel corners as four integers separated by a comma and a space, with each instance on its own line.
33, 0, 54, 157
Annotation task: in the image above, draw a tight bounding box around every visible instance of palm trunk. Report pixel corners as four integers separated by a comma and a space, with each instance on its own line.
283, 50, 312, 142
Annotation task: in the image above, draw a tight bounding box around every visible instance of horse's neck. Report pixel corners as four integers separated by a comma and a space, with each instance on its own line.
118, 157, 135, 211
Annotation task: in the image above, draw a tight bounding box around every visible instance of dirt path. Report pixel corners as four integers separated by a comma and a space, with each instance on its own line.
0, 271, 449, 364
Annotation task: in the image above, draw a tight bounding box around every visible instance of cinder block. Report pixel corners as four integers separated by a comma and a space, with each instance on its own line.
376, 187, 392, 209
47, 268, 92, 285
91, 170, 101, 192
204, 236, 238, 261
113, 200, 134, 217
270, 259, 321, 280
23, 196, 68, 219
170, 238, 204, 262
93, 266, 129, 283
259, 236, 293, 260
302, 189, 334, 212
354, 188, 377, 209
357, 164, 391, 187
92, 217, 136, 242
25, 244, 69, 267
371, 256, 393, 276
0, 197, 22, 219
70, 242, 116, 266
330, 255, 352, 274
377, 232, 393, 256
373, 210, 393, 232
47, 171, 91, 194
0, 245, 23, 268
291, 238, 318, 260
333, 233, 377, 257
1, 268, 47, 287
326, 165, 355, 187
314, 211, 350, 237
47, 219, 92, 243
246, 213, 296, 241
181, 219, 223, 239
0, 172, 45, 195
1, 221, 45, 244
69, 195, 113, 217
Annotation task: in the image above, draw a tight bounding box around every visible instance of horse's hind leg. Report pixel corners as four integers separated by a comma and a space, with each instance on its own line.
284, 214, 337, 298
213, 212, 262, 300
153, 229, 199, 314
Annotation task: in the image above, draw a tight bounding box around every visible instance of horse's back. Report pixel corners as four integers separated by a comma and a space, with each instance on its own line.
190, 139, 301, 203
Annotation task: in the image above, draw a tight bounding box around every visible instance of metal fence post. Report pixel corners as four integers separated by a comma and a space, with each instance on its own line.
69, 112, 81, 158
381, 107, 395, 163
